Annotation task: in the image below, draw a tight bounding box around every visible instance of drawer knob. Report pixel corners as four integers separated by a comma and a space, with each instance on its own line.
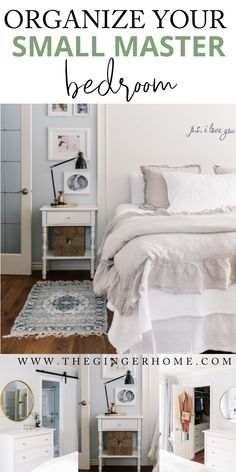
22, 443, 26, 446
22, 456, 26, 460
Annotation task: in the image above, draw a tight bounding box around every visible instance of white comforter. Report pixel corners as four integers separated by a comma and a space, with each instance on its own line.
159, 450, 213, 472
94, 207, 236, 317
105, 205, 236, 353
31, 452, 78, 472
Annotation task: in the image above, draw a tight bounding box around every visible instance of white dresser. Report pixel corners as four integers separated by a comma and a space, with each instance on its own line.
97, 415, 142, 472
204, 429, 236, 471
195, 422, 210, 453
0, 428, 54, 472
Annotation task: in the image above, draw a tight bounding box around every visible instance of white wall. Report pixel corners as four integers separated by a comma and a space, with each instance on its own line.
0, 356, 78, 455
98, 104, 236, 243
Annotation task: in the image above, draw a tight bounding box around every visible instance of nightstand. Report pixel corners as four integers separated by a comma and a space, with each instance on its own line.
97, 415, 142, 472
40, 205, 98, 280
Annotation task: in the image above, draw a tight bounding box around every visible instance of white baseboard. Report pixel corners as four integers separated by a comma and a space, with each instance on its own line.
32, 260, 91, 271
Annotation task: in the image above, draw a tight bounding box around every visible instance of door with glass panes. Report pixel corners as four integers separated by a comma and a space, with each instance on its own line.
1, 104, 32, 274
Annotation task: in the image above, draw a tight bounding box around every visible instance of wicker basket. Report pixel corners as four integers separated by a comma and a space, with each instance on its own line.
107, 431, 133, 456
53, 227, 85, 256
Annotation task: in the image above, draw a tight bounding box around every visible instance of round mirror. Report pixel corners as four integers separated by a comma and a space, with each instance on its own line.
220, 387, 236, 423
1, 381, 34, 422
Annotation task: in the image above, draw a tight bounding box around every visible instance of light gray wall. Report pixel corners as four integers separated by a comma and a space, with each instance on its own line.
89, 357, 142, 461
32, 104, 97, 263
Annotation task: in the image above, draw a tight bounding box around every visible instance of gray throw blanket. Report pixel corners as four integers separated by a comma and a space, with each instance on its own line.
94, 212, 236, 316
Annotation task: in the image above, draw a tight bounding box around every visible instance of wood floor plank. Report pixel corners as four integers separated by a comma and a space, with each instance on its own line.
1, 272, 115, 354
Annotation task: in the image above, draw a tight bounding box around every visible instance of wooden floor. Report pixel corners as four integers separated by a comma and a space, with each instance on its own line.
1, 272, 115, 354
192, 450, 204, 464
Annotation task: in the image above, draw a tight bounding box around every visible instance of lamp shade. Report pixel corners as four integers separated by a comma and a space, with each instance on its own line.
75, 151, 87, 169
124, 370, 134, 384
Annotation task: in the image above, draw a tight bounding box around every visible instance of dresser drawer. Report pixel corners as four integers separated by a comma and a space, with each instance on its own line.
206, 455, 236, 472
195, 438, 204, 449
47, 211, 91, 226
101, 419, 138, 431
16, 446, 52, 466
206, 436, 236, 453
206, 446, 236, 464
15, 434, 53, 452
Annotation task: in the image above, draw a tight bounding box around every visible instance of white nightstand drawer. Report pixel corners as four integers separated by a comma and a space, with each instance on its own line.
47, 211, 91, 226
15, 434, 52, 452
16, 446, 52, 466
101, 419, 138, 431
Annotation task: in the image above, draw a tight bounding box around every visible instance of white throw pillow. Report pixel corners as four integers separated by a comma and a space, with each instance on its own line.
164, 172, 236, 213
129, 173, 145, 205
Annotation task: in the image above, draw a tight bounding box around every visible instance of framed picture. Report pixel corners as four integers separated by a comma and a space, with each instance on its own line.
48, 104, 72, 116
102, 356, 136, 379
48, 127, 90, 160
115, 387, 137, 406
74, 104, 90, 116
64, 171, 91, 195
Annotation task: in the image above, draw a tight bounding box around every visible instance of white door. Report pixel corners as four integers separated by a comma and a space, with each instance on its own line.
79, 360, 90, 470
172, 385, 194, 460
1, 104, 32, 274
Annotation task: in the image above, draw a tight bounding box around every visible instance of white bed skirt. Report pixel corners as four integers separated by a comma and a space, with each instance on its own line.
108, 285, 236, 353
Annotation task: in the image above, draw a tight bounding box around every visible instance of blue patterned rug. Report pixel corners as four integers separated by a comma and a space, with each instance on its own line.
6, 281, 107, 337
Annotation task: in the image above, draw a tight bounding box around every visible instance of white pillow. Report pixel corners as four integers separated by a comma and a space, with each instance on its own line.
129, 173, 145, 205
164, 172, 236, 213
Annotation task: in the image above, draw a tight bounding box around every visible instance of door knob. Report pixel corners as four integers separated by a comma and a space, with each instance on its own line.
79, 400, 87, 406
19, 188, 29, 195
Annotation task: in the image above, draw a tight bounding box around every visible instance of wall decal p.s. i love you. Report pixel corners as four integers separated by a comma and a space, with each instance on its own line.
186, 123, 235, 141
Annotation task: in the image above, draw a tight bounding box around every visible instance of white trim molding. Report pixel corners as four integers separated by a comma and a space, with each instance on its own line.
97, 105, 108, 249
142, 357, 159, 466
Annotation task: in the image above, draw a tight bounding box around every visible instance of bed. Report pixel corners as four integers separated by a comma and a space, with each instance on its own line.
94, 200, 236, 353
31, 452, 78, 472
159, 450, 213, 472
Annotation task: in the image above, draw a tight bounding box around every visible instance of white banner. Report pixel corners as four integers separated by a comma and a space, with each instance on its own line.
0, 0, 235, 103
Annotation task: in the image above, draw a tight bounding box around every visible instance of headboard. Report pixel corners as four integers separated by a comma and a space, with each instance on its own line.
97, 104, 236, 246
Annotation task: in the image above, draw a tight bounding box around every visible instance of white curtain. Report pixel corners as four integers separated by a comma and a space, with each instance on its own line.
148, 416, 159, 458
161, 376, 178, 452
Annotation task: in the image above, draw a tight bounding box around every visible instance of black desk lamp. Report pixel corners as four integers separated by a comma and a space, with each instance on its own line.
50, 151, 87, 206
104, 370, 134, 415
